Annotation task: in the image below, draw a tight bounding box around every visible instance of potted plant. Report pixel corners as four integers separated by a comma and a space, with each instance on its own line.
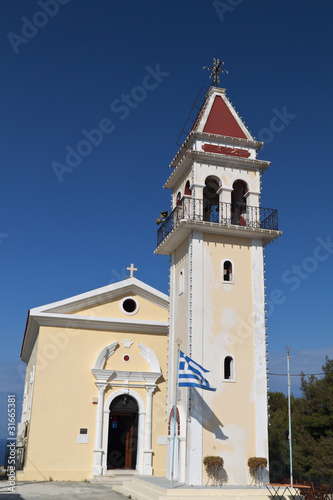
247, 457, 267, 486
203, 456, 224, 487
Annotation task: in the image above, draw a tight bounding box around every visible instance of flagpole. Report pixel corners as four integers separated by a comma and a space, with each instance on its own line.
286, 346, 293, 487
171, 340, 181, 489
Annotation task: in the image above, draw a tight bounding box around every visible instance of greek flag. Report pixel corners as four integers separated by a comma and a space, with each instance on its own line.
178, 351, 216, 391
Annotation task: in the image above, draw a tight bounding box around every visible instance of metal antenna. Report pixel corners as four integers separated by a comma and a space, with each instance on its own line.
203, 58, 228, 87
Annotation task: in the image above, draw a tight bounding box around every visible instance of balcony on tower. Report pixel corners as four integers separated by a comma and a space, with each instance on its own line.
155, 85, 282, 255
155, 195, 280, 255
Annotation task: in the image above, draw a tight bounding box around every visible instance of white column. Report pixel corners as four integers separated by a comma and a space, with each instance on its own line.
186, 230, 204, 486
252, 239, 269, 482
183, 195, 191, 220
219, 186, 232, 224
191, 182, 205, 221
143, 386, 154, 474
245, 190, 259, 208
92, 383, 107, 475
245, 191, 260, 227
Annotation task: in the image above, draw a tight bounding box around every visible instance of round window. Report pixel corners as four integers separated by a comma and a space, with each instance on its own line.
121, 297, 139, 315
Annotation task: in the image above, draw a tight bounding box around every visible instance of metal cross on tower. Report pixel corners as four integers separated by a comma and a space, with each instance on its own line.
203, 58, 228, 87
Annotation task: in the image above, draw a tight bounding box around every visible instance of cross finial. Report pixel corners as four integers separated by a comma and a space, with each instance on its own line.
127, 263, 137, 278
203, 58, 228, 87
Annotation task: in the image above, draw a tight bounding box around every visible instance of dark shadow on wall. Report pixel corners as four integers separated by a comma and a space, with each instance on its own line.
190, 388, 228, 441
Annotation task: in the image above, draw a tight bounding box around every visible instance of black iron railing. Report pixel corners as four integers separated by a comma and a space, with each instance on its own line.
157, 197, 279, 246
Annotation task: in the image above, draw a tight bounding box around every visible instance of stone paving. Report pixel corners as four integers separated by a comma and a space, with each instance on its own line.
0, 480, 126, 500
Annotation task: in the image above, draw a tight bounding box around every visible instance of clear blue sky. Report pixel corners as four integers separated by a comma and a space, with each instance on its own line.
1, 0, 333, 439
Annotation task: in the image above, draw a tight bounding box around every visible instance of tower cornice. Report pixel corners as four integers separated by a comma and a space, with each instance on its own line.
170, 131, 264, 171
155, 219, 281, 255
164, 149, 270, 190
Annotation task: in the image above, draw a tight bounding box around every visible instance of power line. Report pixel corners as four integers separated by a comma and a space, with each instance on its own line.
269, 373, 325, 377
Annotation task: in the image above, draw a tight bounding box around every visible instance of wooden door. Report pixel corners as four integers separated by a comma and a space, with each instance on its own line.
108, 413, 137, 470
124, 414, 134, 469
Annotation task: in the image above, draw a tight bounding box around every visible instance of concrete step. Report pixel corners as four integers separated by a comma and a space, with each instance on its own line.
114, 477, 273, 500
113, 479, 161, 500
90, 469, 139, 485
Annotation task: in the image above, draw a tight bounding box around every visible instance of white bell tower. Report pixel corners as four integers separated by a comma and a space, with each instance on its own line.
156, 81, 281, 486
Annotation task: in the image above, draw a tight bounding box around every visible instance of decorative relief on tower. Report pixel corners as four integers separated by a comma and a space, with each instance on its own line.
202, 143, 250, 158
122, 339, 133, 348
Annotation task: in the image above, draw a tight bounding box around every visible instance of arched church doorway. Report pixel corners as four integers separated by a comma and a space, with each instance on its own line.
107, 394, 138, 470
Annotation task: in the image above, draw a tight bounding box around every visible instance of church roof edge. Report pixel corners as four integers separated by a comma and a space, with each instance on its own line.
20, 277, 169, 362
28, 277, 169, 315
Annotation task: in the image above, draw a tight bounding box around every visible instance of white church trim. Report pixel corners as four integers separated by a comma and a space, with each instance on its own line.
252, 239, 270, 475
29, 277, 169, 314
93, 341, 119, 369
186, 230, 204, 486
91, 342, 162, 477
138, 342, 161, 372
166, 402, 186, 484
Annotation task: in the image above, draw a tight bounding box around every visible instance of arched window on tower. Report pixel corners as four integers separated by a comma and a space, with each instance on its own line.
175, 191, 182, 222
223, 355, 235, 381
203, 176, 221, 222
222, 260, 234, 283
184, 181, 191, 219
231, 180, 248, 226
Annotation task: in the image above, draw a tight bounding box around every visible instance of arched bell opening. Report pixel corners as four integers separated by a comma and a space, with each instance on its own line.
107, 395, 139, 470
203, 176, 221, 222
231, 180, 248, 226
184, 180, 191, 196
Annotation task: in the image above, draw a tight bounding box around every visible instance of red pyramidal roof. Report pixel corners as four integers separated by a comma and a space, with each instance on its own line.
193, 87, 252, 141
203, 95, 247, 138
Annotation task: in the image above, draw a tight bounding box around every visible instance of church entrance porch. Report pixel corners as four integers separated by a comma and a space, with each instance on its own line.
92, 341, 164, 477
107, 395, 138, 470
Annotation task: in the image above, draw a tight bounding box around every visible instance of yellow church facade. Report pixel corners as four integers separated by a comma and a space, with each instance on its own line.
17, 278, 169, 481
